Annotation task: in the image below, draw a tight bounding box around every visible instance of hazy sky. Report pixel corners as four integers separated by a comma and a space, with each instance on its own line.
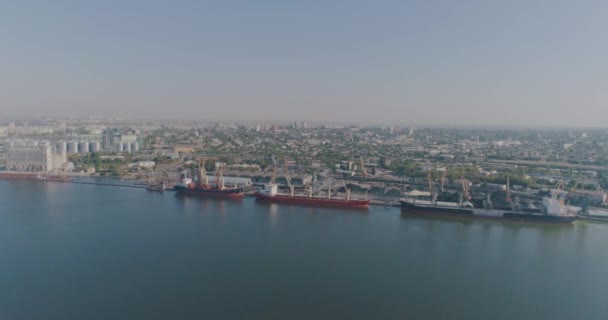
1, 0, 607, 126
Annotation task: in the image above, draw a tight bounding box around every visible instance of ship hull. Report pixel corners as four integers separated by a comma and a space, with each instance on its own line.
255, 193, 370, 209
401, 201, 575, 224
576, 214, 608, 222
0, 172, 38, 180
175, 185, 244, 199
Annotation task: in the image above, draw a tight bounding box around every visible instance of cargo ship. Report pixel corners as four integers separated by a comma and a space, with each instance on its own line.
254, 165, 369, 209
174, 160, 244, 200
400, 181, 575, 224
0, 172, 38, 180
0, 172, 70, 182
576, 208, 608, 222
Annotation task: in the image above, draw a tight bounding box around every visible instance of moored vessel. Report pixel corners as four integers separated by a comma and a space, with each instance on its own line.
401, 179, 575, 224
254, 164, 369, 209
0, 172, 38, 180
576, 208, 608, 222
400, 198, 575, 223
174, 159, 244, 200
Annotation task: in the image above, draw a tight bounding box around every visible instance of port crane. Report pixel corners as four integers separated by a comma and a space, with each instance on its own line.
461, 175, 470, 201
427, 171, 436, 204
197, 157, 225, 189
270, 155, 277, 185
440, 171, 447, 193
506, 175, 512, 203
308, 170, 317, 198
199, 158, 209, 186
327, 171, 332, 200
569, 174, 585, 194
340, 178, 351, 201
284, 162, 295, 196
360, 160, 370, 178
215, 163, 225, 190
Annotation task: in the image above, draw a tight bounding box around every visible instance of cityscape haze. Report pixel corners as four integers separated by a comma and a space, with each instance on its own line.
2, 0, 608, 126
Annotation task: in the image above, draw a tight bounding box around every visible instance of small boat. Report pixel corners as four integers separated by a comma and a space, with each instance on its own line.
146, 182, 165, 192
36, 175, 72, 182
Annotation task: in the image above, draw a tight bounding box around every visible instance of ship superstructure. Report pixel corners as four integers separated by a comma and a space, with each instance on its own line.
174, 159, 244, 199
254, 161, 369, 209
401, 178, 575, 223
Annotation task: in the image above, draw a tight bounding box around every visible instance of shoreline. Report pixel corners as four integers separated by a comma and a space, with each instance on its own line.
0, 176, 404, 207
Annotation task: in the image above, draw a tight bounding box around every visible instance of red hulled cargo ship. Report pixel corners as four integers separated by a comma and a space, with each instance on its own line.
0, 172, 38, 180
0, 172, 71, 182
254, 165, 369, 209
174, 160, 244, 200
255, 187, 370, 209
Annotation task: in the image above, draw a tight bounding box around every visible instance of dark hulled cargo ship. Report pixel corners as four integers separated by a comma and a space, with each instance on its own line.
400, 196, 575, 223
401, 175, 575, 223
576, 208, 608, 222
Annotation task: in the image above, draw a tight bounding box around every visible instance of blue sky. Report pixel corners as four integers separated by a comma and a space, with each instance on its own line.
1, 0, 607, 126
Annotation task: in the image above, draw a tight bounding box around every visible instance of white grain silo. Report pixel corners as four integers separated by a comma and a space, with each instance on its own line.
90, 142, 101, 152
79, 141, 89, 153
68, 141, 78, 154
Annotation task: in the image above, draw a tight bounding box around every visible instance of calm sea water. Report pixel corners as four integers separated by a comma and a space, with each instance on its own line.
1, 180, 607, 319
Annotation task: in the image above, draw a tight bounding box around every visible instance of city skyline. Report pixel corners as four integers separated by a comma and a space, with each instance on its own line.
2, 0, 608, 127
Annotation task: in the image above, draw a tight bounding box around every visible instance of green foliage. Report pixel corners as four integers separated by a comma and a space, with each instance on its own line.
390, 160, 422, 177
